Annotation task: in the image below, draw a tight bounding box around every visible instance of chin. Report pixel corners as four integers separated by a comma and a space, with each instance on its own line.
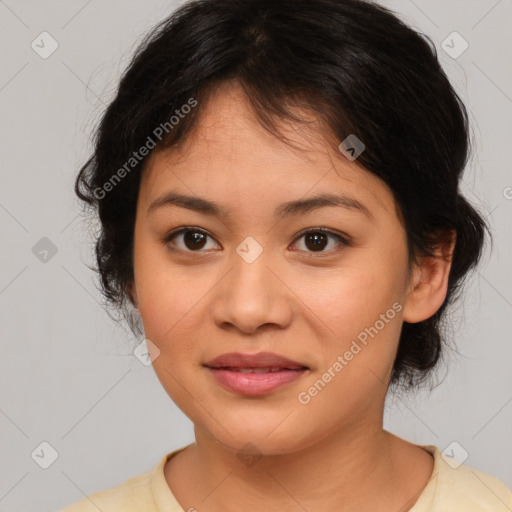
200, 419, 319, 458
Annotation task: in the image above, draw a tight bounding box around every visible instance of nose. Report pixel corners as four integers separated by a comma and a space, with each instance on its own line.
210, 250, 293, 335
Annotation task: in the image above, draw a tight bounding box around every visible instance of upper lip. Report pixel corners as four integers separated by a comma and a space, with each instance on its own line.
204, 352, 308, 369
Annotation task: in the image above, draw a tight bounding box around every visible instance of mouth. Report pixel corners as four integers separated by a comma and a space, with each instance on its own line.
204, 352, 309, 396
212, 366, 306, 373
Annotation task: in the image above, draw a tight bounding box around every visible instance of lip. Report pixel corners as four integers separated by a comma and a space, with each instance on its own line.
204, 352, 309, 397
204, 351, 307, 369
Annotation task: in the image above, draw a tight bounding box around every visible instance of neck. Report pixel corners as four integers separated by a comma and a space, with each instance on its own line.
168, 421, 430, 512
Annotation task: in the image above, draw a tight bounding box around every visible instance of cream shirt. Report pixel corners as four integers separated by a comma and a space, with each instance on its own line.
60, 444, 512, 511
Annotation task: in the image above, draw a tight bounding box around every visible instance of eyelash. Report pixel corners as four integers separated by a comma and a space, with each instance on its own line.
162, 226, 350, 257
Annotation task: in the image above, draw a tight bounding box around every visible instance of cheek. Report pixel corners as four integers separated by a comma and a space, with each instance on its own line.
137, 270, 209, 349
292, 268, 404, 425
292, 252, 407, 391
295, 260, 403, 338
133, 239, 203, 348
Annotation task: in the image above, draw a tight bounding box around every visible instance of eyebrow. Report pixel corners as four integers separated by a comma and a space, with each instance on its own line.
148, 191, 373, 220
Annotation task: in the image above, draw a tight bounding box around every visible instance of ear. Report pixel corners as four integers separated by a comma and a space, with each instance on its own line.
402, 230, 456, 323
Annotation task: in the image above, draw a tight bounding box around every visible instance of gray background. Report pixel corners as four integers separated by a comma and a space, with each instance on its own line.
0, 1, 511, 510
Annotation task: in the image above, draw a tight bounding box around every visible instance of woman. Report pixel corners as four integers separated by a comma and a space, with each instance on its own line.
61, 0, 512, 510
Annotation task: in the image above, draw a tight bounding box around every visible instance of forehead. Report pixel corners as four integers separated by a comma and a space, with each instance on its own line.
140, 82, 395, 218
154, 82, 332, 169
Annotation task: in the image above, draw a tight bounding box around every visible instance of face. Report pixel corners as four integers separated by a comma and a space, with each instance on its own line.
131, 81, 415, 456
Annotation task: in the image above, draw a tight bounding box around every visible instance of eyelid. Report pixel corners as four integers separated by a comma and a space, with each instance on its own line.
292, 227, 350, 244
163, 226, 210, 241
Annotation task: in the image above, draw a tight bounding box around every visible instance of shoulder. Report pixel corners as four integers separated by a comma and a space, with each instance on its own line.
58, 451, 177, 512
438, 461, 512, 510
59, 470, 154, 512
413, 445, 512, 511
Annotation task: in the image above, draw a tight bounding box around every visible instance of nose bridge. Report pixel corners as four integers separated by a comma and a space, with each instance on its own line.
211, 239, 292, 333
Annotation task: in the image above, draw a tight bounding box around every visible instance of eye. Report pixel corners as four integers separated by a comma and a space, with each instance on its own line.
163, 226, 350, 255
163, 227, 220, 252
290, 228, 350, 255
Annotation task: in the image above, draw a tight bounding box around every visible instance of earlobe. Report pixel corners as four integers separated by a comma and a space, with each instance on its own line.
402, 230, 456, 324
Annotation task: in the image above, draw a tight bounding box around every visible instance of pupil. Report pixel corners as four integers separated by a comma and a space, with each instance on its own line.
306, 233, 327, 251
184, 231, 206, 250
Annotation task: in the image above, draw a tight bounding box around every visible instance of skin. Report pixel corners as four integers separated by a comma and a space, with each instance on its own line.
130, 80, 455, 512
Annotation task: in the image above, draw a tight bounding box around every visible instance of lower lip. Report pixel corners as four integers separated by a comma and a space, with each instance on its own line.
206, 367, 307, 396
